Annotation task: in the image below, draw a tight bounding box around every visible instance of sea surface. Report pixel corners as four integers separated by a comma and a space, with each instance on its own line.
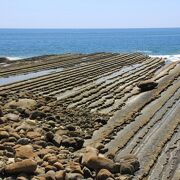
0, 28, 180, 60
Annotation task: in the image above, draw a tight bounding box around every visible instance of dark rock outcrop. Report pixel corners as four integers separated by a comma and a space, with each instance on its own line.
138, 80, 158, 92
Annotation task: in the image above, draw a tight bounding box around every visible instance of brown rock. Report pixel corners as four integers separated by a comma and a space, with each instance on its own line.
53, 134, 62, 147
15, 145, 35, 159
37, 149, 55, 159
55, 170, 66, 180
138, 80, 158, 92
65, 173, 83, 180
45, 165, 57, 172
27, 131, 41, 139
43, 154, 58, 165
116, 154, 140, 172
6, 99, 37, 110
53, 162, 64, 170
120, 162, 134, 175
97, 169, 113, 180
45, 170, 56, 180
5, 159, 37, 174
65, 162, 82, 174
81, 147, 119, 173
61, 137, 76, 148
0, 131, 9, 139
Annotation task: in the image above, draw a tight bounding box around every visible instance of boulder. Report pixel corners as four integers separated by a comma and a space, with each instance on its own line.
96, 169, 113, 180
5, 159, 37, 174
137, 80, 158, 92
6, 99, 37, 110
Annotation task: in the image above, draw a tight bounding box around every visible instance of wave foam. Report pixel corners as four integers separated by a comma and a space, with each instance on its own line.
150, 54, 180, 63
7, 56, 25, 61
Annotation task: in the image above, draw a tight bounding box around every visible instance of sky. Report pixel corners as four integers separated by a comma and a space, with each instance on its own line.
0, 0, 180, 28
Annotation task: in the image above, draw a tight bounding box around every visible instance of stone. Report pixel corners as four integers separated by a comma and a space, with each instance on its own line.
45, 132, 54, 142
0, 131, 9, 139
27, 131, 41, 139
6, 99, 37, 110
53, 134, 62, 147
95, 143, 105, 151
45, 170, 56, 180
53, 162, 64, 170
138, 80, 158, 92
120, 162, 135, 175
81, 147, 119, 173
5, 159, 37, 174
17, 138, 31, 145
16, 173, 29, 180
83, 167, 92, 178
30, 110, 46, 120
61, 137, 76, 148
5, 113, 19, 122
55, 170, 66, 180
36, 149, 55, 159
15, 145, 35, 159
65, 173, 83, 180
65, 162, 82, 174
116, 154, 140, 172
66, 125, 76, 131
45, 165, 57, 172
0, 108, 3, 117
43, 155, 58, 165
75, 137, 84, 149
97, 169, 113, 180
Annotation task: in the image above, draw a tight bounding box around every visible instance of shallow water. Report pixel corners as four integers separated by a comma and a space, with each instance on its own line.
0, 67, 64, 86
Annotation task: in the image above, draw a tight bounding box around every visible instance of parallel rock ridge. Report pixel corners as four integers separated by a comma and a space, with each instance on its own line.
0, 53, 179, 180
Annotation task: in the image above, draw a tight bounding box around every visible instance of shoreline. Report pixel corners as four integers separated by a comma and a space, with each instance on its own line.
0, 53, 179, 179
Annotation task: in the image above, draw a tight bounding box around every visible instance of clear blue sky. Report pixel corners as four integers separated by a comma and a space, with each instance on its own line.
1, 0, 180, 28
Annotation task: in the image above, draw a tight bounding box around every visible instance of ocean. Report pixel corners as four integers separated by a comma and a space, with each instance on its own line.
0, 28, 180, 60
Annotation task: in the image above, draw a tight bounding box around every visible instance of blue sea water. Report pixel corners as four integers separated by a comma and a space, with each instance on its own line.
0, 28, 180, 59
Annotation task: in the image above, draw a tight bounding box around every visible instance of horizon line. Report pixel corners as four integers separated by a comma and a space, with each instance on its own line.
0, 27, 180, 30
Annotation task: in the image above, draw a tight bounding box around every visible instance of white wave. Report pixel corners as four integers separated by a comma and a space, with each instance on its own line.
7, 56, 25, 61
150, 54, 180, 63
137, 50, 153, 54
